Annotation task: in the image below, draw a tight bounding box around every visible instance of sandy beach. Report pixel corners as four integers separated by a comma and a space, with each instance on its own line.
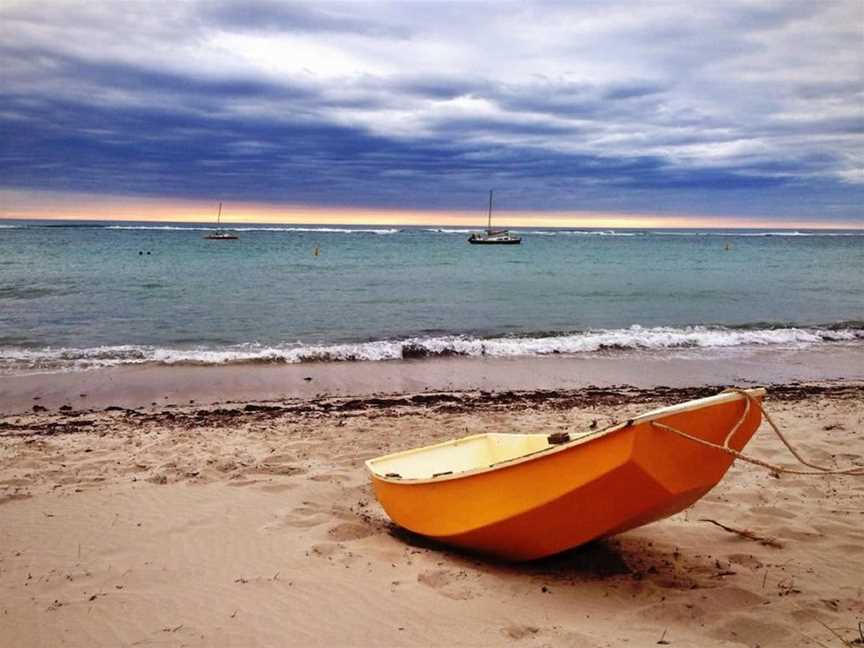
3, 0, 863, 645
1, 379, 862, 647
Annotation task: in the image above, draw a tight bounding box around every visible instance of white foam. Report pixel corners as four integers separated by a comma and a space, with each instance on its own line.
105, 225, 203, 230
559, 230, 641, 236
650, 231, 864, 237
1, 324, 861, 374
244, 227, 400, 234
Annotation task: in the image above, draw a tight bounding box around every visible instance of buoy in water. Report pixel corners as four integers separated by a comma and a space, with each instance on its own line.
313, 245, 320, 257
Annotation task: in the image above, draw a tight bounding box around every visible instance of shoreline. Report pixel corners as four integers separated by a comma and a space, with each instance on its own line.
2, 345, 864, 414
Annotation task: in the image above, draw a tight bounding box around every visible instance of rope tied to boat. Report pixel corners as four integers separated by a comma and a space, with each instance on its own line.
650, 387, 864, 476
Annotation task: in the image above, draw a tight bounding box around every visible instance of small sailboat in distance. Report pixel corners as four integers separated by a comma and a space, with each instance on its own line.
204, 202, 238, 240
468, 190, 521, 245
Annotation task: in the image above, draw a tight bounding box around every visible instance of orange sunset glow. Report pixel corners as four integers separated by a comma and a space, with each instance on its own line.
1, 191, 860, 230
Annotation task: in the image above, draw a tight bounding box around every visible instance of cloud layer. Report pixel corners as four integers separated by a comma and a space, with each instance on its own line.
1, 0, 861, 220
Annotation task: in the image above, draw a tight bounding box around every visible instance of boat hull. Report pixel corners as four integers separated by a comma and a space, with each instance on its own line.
467, 238, 521, 245
369, 390, 763, 560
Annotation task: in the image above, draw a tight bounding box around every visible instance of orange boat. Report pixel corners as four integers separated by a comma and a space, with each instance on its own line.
366, 388, 765, 560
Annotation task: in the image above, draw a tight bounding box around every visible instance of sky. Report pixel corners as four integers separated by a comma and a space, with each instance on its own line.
0, 0, 862, 227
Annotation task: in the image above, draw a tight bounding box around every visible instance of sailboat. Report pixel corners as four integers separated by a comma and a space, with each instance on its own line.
468, 190, 521, 245
203, 202, 238, 240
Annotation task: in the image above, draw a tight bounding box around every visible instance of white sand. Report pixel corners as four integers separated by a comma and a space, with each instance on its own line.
1, 385, 862, 646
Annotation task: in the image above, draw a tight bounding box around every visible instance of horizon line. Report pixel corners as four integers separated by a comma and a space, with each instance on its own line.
1, 190, 861, 230
2, 214, 864, 231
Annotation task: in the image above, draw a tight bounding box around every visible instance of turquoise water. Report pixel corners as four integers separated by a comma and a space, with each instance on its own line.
1, 221, 862, 372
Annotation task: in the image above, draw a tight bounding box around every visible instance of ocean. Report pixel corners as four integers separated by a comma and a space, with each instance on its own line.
1, 220, 862, 375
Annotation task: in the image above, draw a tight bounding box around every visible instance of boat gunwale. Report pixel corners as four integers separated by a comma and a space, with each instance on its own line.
365, 387, 766, 484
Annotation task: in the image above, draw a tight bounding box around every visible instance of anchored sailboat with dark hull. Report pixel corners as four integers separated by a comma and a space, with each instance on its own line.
468, 191, 521, 245
204, 202, 238, 240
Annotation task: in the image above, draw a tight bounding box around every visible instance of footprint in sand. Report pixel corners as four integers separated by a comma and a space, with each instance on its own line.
702, 586, 768, 608
257, 483, 298, 494
417, 569, 476, 600
327, 522, 374, 542
726, 553, 764, 569
708, 613, 790, 645
774, 525, 823, 542
330, 453, 363, 468
501, 625, 540, 640
749, 505, 798, 520
252, 462, 306, 477
308, 542, 341, 558
264, 504, 332, 530
637, 600, 706, 624
212, 459, 241, 474
308, 473, 351, 483
264, 453, 297, 463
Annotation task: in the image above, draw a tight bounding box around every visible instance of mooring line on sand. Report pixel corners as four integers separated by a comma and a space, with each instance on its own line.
651, 387, 864, 476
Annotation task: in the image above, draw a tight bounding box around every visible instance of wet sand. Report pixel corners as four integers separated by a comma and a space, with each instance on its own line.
1, 382, 863, 647
2, 345, 864, 413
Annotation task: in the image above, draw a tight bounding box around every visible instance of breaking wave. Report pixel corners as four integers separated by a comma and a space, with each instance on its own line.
650, 230, 864, 237
2, 323, 862, 374
557, 230, 641, 236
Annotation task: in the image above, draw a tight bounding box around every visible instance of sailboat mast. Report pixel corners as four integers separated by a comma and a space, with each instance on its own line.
217, 202, 222, 227
487, 190, 493, 232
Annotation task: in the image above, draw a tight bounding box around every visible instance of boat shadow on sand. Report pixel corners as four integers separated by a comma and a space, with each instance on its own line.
386, 523, 716, 585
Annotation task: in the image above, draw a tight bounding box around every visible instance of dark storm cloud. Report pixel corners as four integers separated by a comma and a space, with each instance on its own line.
0, 85, 825, 213
0, 45, 311, 103
0, 0, 861, 219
